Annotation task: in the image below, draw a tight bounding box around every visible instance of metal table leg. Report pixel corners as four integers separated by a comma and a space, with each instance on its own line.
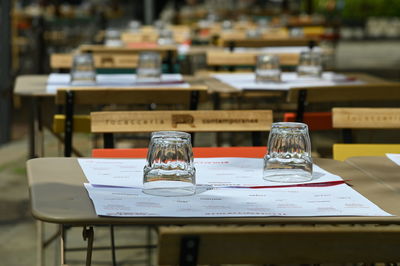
29, 97, 45, 158
29, 98, 38, 159
82, 226, 94, 266
36, 221, 44, 266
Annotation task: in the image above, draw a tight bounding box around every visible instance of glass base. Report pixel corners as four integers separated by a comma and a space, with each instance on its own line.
263, 169, 312, 183
142, 181, 195, 197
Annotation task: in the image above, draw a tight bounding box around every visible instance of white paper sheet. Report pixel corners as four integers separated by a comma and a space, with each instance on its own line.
212, 72, 364, 91
46, 73, 189, 94
84, 183, 392, 217
386, 153, 400, 166
78, 158, 344, 189
228, 46, 322, 54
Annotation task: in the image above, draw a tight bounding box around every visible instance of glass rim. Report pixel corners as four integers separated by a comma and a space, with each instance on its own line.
139, 51, 161, 57
151, 131, 191, 139
257, 54, 279, 61
271, 122, 308, 129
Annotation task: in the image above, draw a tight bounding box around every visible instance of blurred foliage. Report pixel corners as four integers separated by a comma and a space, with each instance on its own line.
313, 0, 400, 20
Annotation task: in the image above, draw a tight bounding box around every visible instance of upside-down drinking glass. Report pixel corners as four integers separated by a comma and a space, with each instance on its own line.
297, 51, 322, 78
255, 54, 281, 83
70, 53, 96, 85
143, 131, 196, 196
136, 52, 162, 82
263, 122, 313, 182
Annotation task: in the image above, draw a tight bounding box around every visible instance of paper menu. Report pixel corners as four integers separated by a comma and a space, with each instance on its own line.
78, 158, 145, 188
386, 153, 400, 166
78, 157, 343, 188
84, 183, 392, 217
46, 73, 189, 94
212, 72, 364, 91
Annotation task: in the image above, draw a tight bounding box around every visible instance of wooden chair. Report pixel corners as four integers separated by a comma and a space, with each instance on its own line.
79, 44, 178, 73
121, 25, 190, 44
54, 86, 208, 157
157, 224, 400, 265
286, 81, 400, 125
332, 107, 400, 161
90, 110, 272, 265
206, 50, 299, 72
51, 44, 178, 73
50, 53, 139, 71
90, 109, 273, 148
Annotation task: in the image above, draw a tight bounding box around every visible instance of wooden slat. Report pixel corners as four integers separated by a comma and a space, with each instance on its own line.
79, 44, 177, 53
55, 86, 208, 105
287, 82, 400, 103
52, 114, 91, 133
206, 51, 299, 66
50, 54, 73, 69
207, 51, 256, 66
121, 32, 158, 43
90, 110, 272, 133
50, 53, 139, 69
333, 144, 400, 161
332, 108, 400, 129
158, 225, 400, 265
93, 53, 138, 68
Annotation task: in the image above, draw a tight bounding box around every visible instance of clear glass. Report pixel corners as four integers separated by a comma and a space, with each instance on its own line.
246, 28, 262, 38
255, 54, 281, 83
143, 131, 196, 196
70, 53, 96, 85
222, 20, 233, 31
158, 29, 175, 45
136, 52, 162, 82
297, 51, 322, 78
104, 29, 122, 47
154, 20, 166, 31
263, 122, 313, 182
128, 20, 141, 32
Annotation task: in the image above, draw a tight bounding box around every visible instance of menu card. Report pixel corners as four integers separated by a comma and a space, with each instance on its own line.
78, 158, 392, 217
84, 183, 391, 217
212, 72, 364, 91
386, 153, 400, 166
77, 158, 343, 188
46, 73, 189, 94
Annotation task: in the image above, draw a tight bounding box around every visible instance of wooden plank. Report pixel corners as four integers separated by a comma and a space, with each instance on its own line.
52, 114, 91, 133
90, 110, 272, 133
332, 108, 400, 129
206, 51, 257, 66
79, 44, 177, 53
206, 51, 299, 66
333, 144, 400, 161
93, 53, 138, 68
158, 225, 400, 265
50, 53, 139, 69
121, 32, 158, 43
55, 86, 208, 105
287, 82, 400, 103
50, 53, 73, 69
